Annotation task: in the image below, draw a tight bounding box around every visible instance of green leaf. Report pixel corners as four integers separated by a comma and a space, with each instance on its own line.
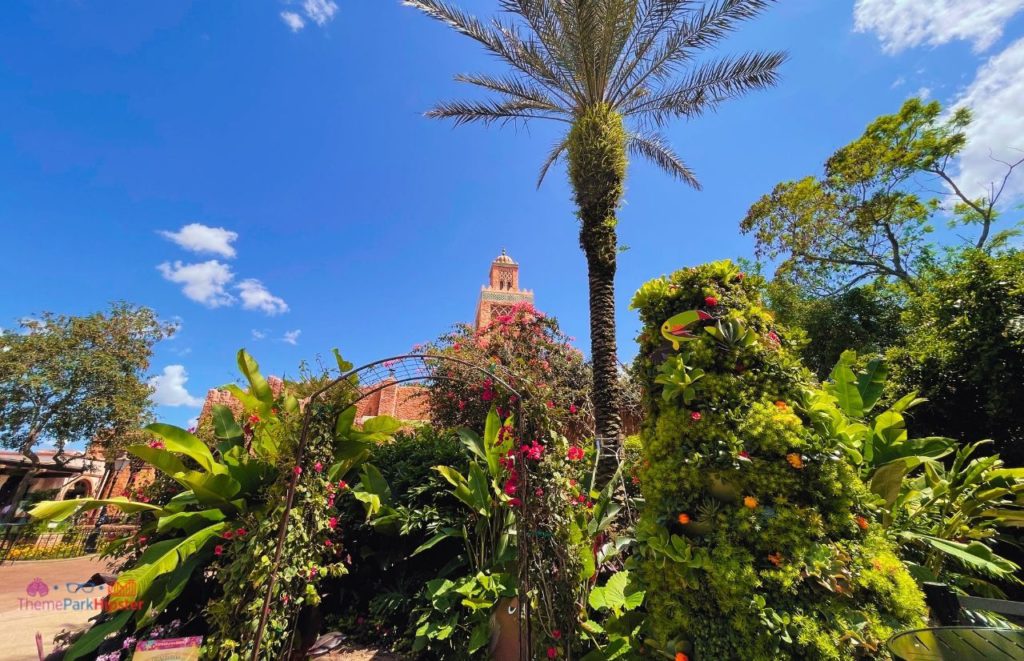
137, 553, 204, 627
468, 621, 491, 653
156, 509, 227, 535
435, 465, 484, 515
333, 348, 353, 373
173, 471, 241, 506
63, 609, 133, 661
212, 404, 243, 443
870, 460, 913, 513
411, 528, 463, 556
222, 384, 262, 413
361, 415, 402, 435
901, 532, 1019, 577
237, 349, 274, 410
827, 355, 864, 418
126, 444, 187, 477
29, 497, 164, 522
856, 358, 887, 412
145, 423, 225, 475
457, 428, 488, 464
111, 523, 226, 610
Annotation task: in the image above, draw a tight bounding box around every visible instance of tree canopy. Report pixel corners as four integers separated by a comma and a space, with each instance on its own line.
0, 303, 172, 462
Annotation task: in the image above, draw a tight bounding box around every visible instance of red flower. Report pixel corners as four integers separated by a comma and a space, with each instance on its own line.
148, 440, 165, 450
325, 539, 333, 547
509, 497, 522, 507
327, 496, 335, 507
248, 414, 261, 425
138, 536, 148, 545
704, 296, 718, 306
236, 528, 247, 536
482, 389, 494, 402
736, 272, 745, 281
856, 515, 870, 530
223, 530, 234, 540
569, 403, 578, 414
503, 479, 518, 496
293, 466, 303, 476
458, 400, 466, 411
552, 630, 562, 640
314, 461, 324, 473
546, 400, 555, 409
214, 545, 224, 556
547, 647, 558, 659
309, 566, 318, 578
738, 450, 750, 461
567, 446, 585, 462
521, 440, 545, 461
337, 480, 348, 491
535, 487, 544, 497
329, 517, 338, 529
690, 411, 702, 422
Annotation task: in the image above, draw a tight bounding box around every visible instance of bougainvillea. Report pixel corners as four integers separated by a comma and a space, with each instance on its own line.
630, 260, 924, 660
423, 302, 592, 438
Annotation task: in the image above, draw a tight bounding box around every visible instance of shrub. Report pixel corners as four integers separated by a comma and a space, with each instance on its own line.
630, 260, 925, 660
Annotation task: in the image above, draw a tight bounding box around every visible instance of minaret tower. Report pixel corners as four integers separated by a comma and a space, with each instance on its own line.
474, 249, 535, 328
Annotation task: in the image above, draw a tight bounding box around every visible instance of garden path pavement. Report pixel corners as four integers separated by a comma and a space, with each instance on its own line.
0, 555, 113, 660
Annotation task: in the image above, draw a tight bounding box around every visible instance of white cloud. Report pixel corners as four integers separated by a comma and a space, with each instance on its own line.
187, 416, 199, 430
160, 223, 239, 259
890, 76, 906, 89
282, 329, 301, 345
158, 260, 236, 308
854, 0, 1024, 54
280, 11, 305, 31
914, 86, 932, 99
252, 329, 267, 340
237, 279, 289, 315
150, 365, 204, 407
950, 37, 1024, 202
303, 0, 338, 26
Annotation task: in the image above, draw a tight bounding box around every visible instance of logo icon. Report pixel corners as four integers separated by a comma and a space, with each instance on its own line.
26, 578, 49, 597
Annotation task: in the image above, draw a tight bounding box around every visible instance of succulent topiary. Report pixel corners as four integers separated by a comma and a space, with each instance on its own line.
630, 260, 925, 660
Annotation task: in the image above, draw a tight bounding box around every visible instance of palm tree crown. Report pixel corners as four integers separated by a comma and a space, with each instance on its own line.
405, 0, 785, 187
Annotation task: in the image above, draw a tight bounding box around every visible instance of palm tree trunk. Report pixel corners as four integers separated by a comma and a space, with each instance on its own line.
567, 105, 626, 482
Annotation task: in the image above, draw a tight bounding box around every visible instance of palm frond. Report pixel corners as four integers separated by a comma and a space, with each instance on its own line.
426, 98, 569, 126
612, 0, 778, 104
536, 135, 570, 188
628, 131, 701, 188
622, 50, 786, 125
453, 73, 565, 113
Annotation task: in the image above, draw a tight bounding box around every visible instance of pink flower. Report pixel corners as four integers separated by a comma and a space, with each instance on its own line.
552, 630, 562, 640
223, 530, 234, 540
325, 539, 333, 547
148, 440, 165, 450
214, 545, 224, 556
567, 446, 585, 462
293, 466, 303, 476
309, 566, 318, 578
482, 389, 494, 402
738, 450, 751, 461
546, 400, 555, 409
569, 404, 577, 414
509, 497, 522, 507
138, 536, 148, 545
547, 646, 558, 658
705, 296, 718, 306
314, 461, 324, 473
503, 479, 518, 496
690, 411, 702, 422
327, 496, 335, 507
337, 480, 348, 491
458, 400, 466, 411
329, 517, 338, 529
248, 414, 261, 425
236, 528, 247, 536
535, 487, 544, 497
521, 440, 545, 461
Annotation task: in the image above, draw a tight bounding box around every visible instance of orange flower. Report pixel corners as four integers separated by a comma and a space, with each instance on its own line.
768, 552, 782, 566
743, 496, 758, 509
856, 515, 870, 530
775, 400, 788, 411
786, 453, 804, 469
675, 654, 689, 661
677, 513, 690, 525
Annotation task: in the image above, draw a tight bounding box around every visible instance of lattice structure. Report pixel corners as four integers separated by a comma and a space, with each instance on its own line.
252, 354, 542, 660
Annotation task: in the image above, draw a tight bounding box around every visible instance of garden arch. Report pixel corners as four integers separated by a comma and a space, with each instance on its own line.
252, 353, 545, 660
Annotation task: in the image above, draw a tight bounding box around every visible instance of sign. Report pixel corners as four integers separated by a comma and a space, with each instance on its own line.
132, 636, 203, 661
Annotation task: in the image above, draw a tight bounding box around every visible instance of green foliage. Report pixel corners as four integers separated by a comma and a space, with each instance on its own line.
31, 349, 398, 660
630, 260, 925, 660
742, 98, 1019, 295
654, 355, 705, 405
807, 359, 1024, 596
0, 303, 172, 462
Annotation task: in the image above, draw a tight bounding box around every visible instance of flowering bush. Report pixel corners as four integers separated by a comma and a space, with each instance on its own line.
630, 260, 925, 660
423, 302, 592, 438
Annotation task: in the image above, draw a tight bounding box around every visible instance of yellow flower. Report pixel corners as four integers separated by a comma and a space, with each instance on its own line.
743, 496, 758, 509
786, 453, 804, 469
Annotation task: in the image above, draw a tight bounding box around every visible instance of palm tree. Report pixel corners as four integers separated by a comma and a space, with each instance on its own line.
406, 0, 785, 473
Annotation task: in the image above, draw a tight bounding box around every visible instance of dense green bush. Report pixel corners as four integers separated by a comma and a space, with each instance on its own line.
631, 260, 924, 660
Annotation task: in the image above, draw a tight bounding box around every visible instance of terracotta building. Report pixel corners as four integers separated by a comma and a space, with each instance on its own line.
474, 249, 534, 329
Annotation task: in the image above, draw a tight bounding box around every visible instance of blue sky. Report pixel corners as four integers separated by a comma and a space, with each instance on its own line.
2, 1, 1022, 432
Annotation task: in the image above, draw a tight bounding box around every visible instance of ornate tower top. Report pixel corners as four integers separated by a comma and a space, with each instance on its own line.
475, 250, 534, 328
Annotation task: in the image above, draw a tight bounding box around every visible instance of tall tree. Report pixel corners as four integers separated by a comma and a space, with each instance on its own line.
742, 98, 1023, 295
406, 0, 785, 467
0, 303, 171, 518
